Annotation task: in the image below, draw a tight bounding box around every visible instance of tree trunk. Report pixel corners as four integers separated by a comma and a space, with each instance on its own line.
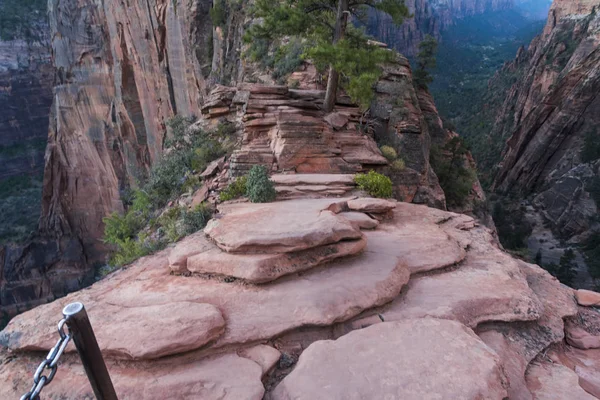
323, 0, 349, 112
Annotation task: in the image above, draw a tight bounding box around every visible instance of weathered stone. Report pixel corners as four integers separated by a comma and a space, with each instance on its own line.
2, 238, 410, 355
270, 174, 355, 186
576, 289, 600, 307
168, 232, 215, 273
200, 156, 225, 178
346, 198, 396, 213
271, 319, 508, 400
205, 199, 362, 253
3, 301, 225, 360
339, 212, 379, 230
526, 360, 596, 400
238, 345, 281, 376
0, 350, 266, 400
324, 112, 349, 130
381, 243, 543, 327
566, 306, 600, 350
187, 237, 367, 283
477, 260, 578, 400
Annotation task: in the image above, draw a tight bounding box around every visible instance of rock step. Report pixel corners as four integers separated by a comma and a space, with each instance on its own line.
271, 174, 356, 186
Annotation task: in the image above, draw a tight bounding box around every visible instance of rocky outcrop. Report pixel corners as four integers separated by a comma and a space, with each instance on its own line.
2, 196, 599, 399
489, 1, 600, 285
366, 0, 515, 56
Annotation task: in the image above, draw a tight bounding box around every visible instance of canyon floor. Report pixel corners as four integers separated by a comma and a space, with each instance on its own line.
1, 186, 600, 399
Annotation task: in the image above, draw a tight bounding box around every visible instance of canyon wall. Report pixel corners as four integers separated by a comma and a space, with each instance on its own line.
367, 0, 515, 56
490, 0, 599, 284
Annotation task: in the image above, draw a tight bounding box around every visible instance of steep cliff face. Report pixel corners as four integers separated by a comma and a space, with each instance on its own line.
367, 0, 514, 56
490, 1, 599, 285
41, 0, 216, 260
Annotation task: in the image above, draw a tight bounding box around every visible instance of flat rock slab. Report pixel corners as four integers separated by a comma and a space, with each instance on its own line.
364, 222, 466, 274
4, 302, 225, 360
271, 318, 508, 400
549, 346, 600, 398
205, 198, 361, 253
187, 237, 367, 283
271, 174, 355, 186
576, 289, 600, 306
382, 250, 543, 327
339, 212, 379, 230
347, 198, 396, 213
0, 350, 265, 400
2, 246, 409, 357
526, 361, 596, 400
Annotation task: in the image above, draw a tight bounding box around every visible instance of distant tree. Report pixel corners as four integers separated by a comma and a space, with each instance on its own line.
0, 0, 47, 42
246, 0, 411, 111
535, 249, 542, 265
414, 34, 438, 89
555, 249, 577, 287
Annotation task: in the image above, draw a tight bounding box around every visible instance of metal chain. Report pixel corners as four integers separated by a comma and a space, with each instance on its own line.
20, 317, 72, 400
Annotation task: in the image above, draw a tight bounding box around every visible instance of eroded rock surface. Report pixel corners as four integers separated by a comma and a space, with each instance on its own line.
2, 199, 600, 399
271, 318, 508, 400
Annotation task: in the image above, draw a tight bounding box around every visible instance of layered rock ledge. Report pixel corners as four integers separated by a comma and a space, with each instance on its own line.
1, 197, 599, 399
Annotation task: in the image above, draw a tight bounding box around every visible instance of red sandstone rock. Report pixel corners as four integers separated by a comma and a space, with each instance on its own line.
205, 199, 362, 253
339, 212, 379, 230
346, 198, 396, 213
526, 360, 596, 400
271, 319, 508, 400
186, 237, 367, 283
324, 112, 349, 130
576, 289, 600, 307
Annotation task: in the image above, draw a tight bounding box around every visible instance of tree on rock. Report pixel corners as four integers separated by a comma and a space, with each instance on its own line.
414, 34, 438, 89
246, 0, 411, 111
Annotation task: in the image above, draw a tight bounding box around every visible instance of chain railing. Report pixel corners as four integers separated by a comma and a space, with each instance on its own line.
19, 302, 118, 400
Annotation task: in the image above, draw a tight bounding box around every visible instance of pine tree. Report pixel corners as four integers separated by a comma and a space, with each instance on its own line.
414, 34, 438, 89
245, 0, 411, 111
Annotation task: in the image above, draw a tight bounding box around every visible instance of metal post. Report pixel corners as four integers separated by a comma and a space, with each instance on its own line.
62, 302, 118, 400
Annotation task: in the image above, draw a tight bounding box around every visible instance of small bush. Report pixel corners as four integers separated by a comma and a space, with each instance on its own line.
246, 165, 276, 203
220, 176, 248, 202
182, 203, 213, 235
209, 0, 227, 27
391, 159, 406, 171
380, 145, 398, 162
354, 171, 393, 198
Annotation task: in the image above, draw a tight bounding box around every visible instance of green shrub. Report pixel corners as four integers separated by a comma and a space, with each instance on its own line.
246, 165, 276, 203
581, 130, 600, 163
220, 176, 248, 201
380, 145, 398, 162
429, 138, 476, 208
103, 211, 145, 246
158, 206, 184, 243
210, 0, 227, 27
354, 171, 393, 198
182, 203, 213, 235
391, 159, 406, 171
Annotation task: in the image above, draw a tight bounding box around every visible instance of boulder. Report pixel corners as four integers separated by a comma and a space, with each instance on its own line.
205, 199, 362, 253
576, 289, 600, 307
346, 198, 396, 213
566, 306, 600, 349
271, 319, 508, 400
526, 360, 596, 400
324, 112, 349, 130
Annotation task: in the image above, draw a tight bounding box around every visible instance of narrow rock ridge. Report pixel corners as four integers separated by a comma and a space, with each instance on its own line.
2, 192, 599, 399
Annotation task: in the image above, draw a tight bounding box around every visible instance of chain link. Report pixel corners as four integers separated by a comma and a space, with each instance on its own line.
20, 317, 71, 400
